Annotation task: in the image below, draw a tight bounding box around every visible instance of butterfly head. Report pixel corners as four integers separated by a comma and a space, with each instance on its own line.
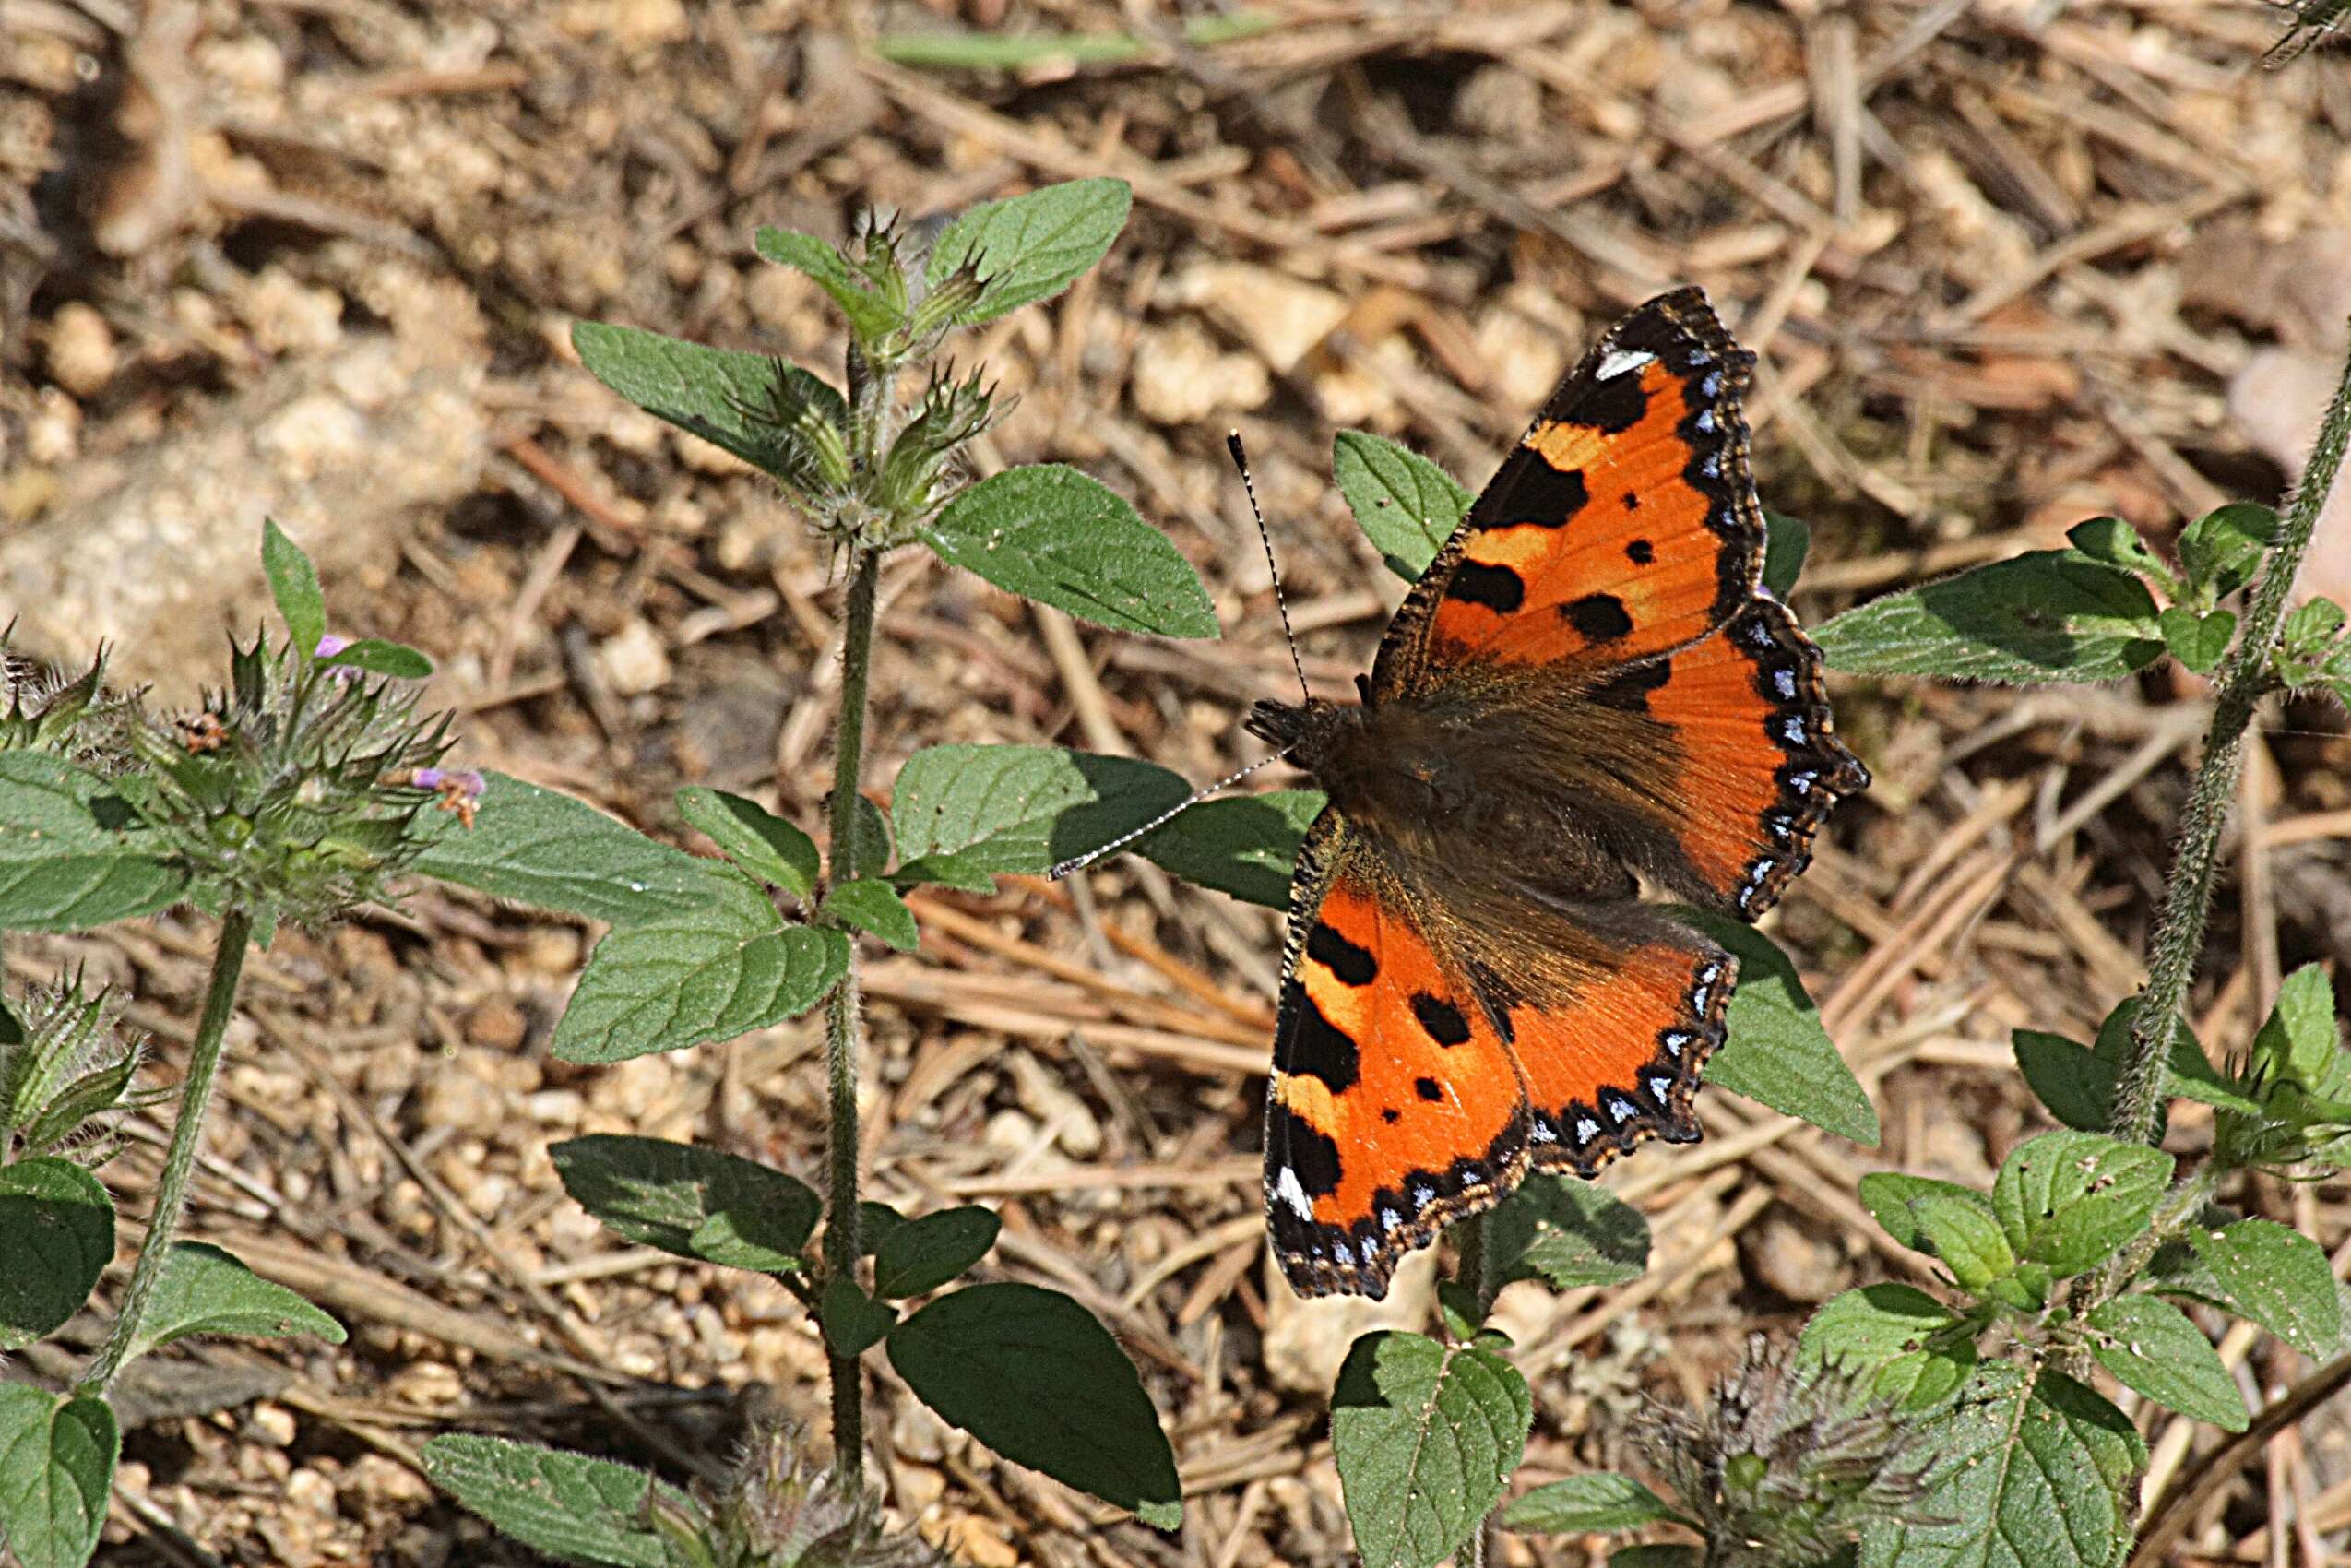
1243, 696, 1350, 768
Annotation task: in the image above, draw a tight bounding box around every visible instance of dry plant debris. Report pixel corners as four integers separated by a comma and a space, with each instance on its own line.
4, 1, 2351, 1562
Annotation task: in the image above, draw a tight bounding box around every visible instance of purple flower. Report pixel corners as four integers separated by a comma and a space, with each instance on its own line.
315, 634, 350, 659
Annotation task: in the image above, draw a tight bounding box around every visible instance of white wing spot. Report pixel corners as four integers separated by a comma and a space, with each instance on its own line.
1274, 1165, 1314, 1219
1597, 348, 1657, 381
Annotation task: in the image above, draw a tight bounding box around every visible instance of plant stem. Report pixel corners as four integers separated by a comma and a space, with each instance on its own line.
820, 546, 882, 1484
2108, 324, 2351, 1147
79, 909, 252, 1394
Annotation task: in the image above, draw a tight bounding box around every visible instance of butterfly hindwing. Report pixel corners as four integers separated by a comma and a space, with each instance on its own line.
1265, 809, 1528, 1300
1488, 916, 1732, 1173
1592, 598, 1870, 916
1376, 289, 1760, 695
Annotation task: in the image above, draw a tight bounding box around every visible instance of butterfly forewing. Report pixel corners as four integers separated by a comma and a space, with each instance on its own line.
1374, 289, 1762, 696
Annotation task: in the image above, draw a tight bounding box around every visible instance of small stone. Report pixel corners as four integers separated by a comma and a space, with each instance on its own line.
385, 1360, 466, 1408
597, 618, 671, 696
465, 999, 529, 1051
44, 303, 119, 397
247, 1402, 297, 1447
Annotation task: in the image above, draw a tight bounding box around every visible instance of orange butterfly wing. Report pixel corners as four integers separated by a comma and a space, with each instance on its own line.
1265, 810, 1528, 1298
1375, 289, 1760, 694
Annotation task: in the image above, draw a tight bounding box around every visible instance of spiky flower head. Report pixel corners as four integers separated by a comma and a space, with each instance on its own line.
1, 973, 157, 1168
117, 629, 460, 931
0, 627, 142, 772
1639, 1336, 1939, 1568
648, 1421, 939, 1568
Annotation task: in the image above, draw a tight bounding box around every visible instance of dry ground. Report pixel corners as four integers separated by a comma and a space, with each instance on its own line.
5, 0, 2351, 1562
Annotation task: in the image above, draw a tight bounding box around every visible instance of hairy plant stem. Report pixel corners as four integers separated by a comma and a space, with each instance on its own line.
79, 909, 252, 1394
821, 545, 883, 1484
1455, 1213, 1504, 1568
2108, 325, 2351, 1148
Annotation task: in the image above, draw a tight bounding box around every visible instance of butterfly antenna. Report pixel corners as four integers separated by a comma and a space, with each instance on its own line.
1229, 431, 1312, 705
1049, 754, 1281, 881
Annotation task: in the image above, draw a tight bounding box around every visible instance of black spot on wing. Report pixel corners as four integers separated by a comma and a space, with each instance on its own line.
1446, 561, 1526, 613
1626, 537, 1654, 564
1287, 990, 1361, 1094
1267, 1103, 1342, 1197
1410, 992, 1472, 1047
1381, 1108, 1400, 1124
1568, 374, 1648, 434
1306, 922, 1377, 986
1414, 1076, 1444, 1102
1589, 656, 1673, 716
1623, 492, 1644, 514
1562, 593, 1633, 642
1503, 460, 1589, 529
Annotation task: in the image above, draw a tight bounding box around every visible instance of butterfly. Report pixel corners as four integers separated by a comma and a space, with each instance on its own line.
1244, 288, 1869, 1299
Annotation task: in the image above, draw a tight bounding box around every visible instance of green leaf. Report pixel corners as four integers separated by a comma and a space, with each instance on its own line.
1858, 1172, 1991, 1255
574, 319, 852, 483
0, 751, 184, 932
125, 1242, 344, 1360
859, 1200, 908, 1257
873, 1206, 1003, 1298
890, 744, 1191, 889
1332, 1330, 1533, 1568
2178, 502, 2280, 600
925, 177, 1133, 327
1137, 790, 1325, 909
550, 1134, 821, 1273
2189, 1218, 2342, 1358
1860, 1363, 2142, 1568
921, 465, 1217, 637
1683, 911, 1878, 1146
2013, 1030, 2119, 1132
1991, 1130, 2171, 1277
2084, 1293, 2247, 1431
260, 519, 327, 660
1762, 510, 1811, 597
1798, 1283, 1977, 1412
820, 1274, 898, 1357
2066, 515, 2170, 586
410, 771, 731, 926
1607, 1550, 1702, 1568
849, 794, 894, 880
1909, 1194, 2017, 1293
1485, 1173, 1650, 1290
888, 1282, 1181, 1529
754, 228, 904, 341
1813, 550, 2164, 683
317, 638, 433, 679
2157, 607, 2235, 675
674, 789, 819, 899
420, 1435, 683, 1568
2282, 595, 2345, 656
0, 1388, 117, 1568
1332, 431, 1473, 582
552, 873, 849, 1063
0, 1157, 114, 1351
1503, 1472, 1686, 1533
2256, 963, 2339, 1086
824, 878, 920, 952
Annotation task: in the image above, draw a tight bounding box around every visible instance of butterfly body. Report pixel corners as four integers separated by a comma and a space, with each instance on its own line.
1253, 289, 1868, 1300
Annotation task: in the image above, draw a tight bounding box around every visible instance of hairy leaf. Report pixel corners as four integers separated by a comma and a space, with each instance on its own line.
1137, 790, 1324, 909
0, 1157, 114, 1351
421, 1435, 683, 1568
552, 873, 849, 1063
675, 787, 819, 899
873, 1206, 1002, 1298
1991, 1131, 2171, 1277
2084, 1294, 2246, 1431
1814, 550, 2164, 683
926, 178, 1133, 326
1333, 431, 1472, 581
411, 771, 730, 925
1485, 1174, 1650, 1290
260, 519, 327, 659
1683, 911, 1878, 1146
2189, 1218, 2342, 1359
1503, 1471, 1686, 1533
1332, 1331, 1532, 1568
0, 752, 183, 932
922, 466, 1217, 637
125, 1242, 345, 1361
889, 1282, 1181, 1529
551, 1134, 821, 1273
891, 744, 1191, 888
0, 1387, 117, 1568
575, 319, 851, 483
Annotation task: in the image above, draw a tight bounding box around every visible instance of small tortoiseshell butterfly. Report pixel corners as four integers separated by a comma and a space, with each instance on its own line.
1245, 288, 1868, 1299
